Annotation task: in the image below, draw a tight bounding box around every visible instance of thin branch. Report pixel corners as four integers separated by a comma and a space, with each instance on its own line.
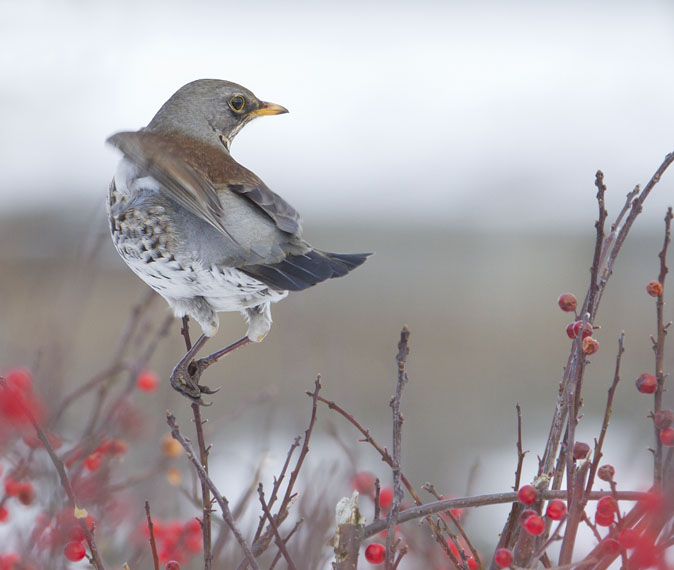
313, 394, 423, 506
145, 501, 160, 570
585, 333, 624, 496
584, 170, 608, 317
192, 402, 213, 570
653, 206, 673, 486
8, 380, 107, 570
252, 437, 301, 544
257, 484, 298, 570
268, 519, 304, 570
362, 490, 647, 539
166, 411, 259, 570
386, 326, 410, 568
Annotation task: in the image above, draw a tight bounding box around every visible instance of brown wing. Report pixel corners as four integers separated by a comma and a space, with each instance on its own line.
107, 131, 302, 237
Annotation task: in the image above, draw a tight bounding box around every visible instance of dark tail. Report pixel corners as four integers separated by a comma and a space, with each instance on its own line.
241, 250, 371, 291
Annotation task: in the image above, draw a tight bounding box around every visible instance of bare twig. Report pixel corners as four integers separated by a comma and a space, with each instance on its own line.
268, 519, 304, 570
145, 501, 160, 570
653, 207, 672, 486
362, 490, 647, 539
192, 402, 214, 570
386, 326, 410, 567
166, 411, 259, 570
585, 333, 624, 496
257, 484, 298, 570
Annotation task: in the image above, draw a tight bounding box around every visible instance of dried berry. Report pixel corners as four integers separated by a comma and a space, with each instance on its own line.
646, 280, 663, 297
582, 337, 599, 355
597, 464, 615, 482
573, 442, 591, 460
557, 293, 577, 312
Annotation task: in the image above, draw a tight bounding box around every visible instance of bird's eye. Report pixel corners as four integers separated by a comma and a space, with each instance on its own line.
229, 95, 245, 112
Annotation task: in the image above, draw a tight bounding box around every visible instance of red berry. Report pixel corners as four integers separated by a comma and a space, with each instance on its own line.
0, 506, 8, 522
599, 538, 621, 556
4, 478, 20, 496
136, 370, 159, 392
573, 442, 591, 460
365, 543, 386, 564
545, 499, 567, 520
17, 482, 34, 506
597, 464, 615, 482
618, 528, 639, 549
184, 518, 201, 535
467, 556, 479, 570
582, 337, 599, 355
594, 510, 614, 527
493, 548, 513, 568
636, 373, 657, 394
557, 293, 577, 312
64, 541, 86, 562
646, 281, 663, 297
569, 321, 593, 339
659, 428, 674, 446
84, 453, 103, 472
565, 322, 576, 339
184, 532, 203, 553
517, 485, 537, 505
351, 471, 376, 495
6, 368, 33, 392
519, 509, 537, 523
378, 487, 393, 511
522, 514, 545, 535
165, 562, 181, 570
597, 496, 618, 515
68, 524, 85, 542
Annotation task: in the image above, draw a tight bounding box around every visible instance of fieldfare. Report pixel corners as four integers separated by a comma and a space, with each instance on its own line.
106, 79, 369, 400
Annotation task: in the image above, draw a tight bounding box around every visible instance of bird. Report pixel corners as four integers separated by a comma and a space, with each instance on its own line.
106, 79, 369, 401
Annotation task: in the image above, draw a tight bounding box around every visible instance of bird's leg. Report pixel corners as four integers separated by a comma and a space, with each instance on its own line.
170, 333, 209, 400
189, 336, 252, 388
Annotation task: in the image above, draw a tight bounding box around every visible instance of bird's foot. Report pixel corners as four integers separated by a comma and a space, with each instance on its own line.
170, 360, 219, 405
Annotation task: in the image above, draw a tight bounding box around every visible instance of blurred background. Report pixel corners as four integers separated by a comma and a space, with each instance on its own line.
2, 0, 674, 566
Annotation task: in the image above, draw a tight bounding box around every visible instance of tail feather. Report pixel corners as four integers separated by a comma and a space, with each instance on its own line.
241, 250, 371, 291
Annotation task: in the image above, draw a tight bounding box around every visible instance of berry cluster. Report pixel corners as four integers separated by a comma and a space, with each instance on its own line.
141, 518, 203, 565
558, 293, 600, 355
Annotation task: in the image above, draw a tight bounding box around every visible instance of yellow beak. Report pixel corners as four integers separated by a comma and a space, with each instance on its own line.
250, 102, 289, 117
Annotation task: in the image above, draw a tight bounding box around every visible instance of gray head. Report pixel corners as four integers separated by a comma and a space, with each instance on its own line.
146, 79, 288, 151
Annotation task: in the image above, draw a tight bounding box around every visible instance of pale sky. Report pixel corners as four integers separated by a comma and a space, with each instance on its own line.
2, 0, 674, 231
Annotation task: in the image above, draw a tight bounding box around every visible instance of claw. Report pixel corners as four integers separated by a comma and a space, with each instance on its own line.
199, 384, 221, 395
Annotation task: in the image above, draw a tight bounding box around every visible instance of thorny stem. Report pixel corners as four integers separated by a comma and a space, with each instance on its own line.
386, 326, 410, 568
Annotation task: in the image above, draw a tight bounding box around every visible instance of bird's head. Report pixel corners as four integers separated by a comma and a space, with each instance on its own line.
146, 79, 288, 151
